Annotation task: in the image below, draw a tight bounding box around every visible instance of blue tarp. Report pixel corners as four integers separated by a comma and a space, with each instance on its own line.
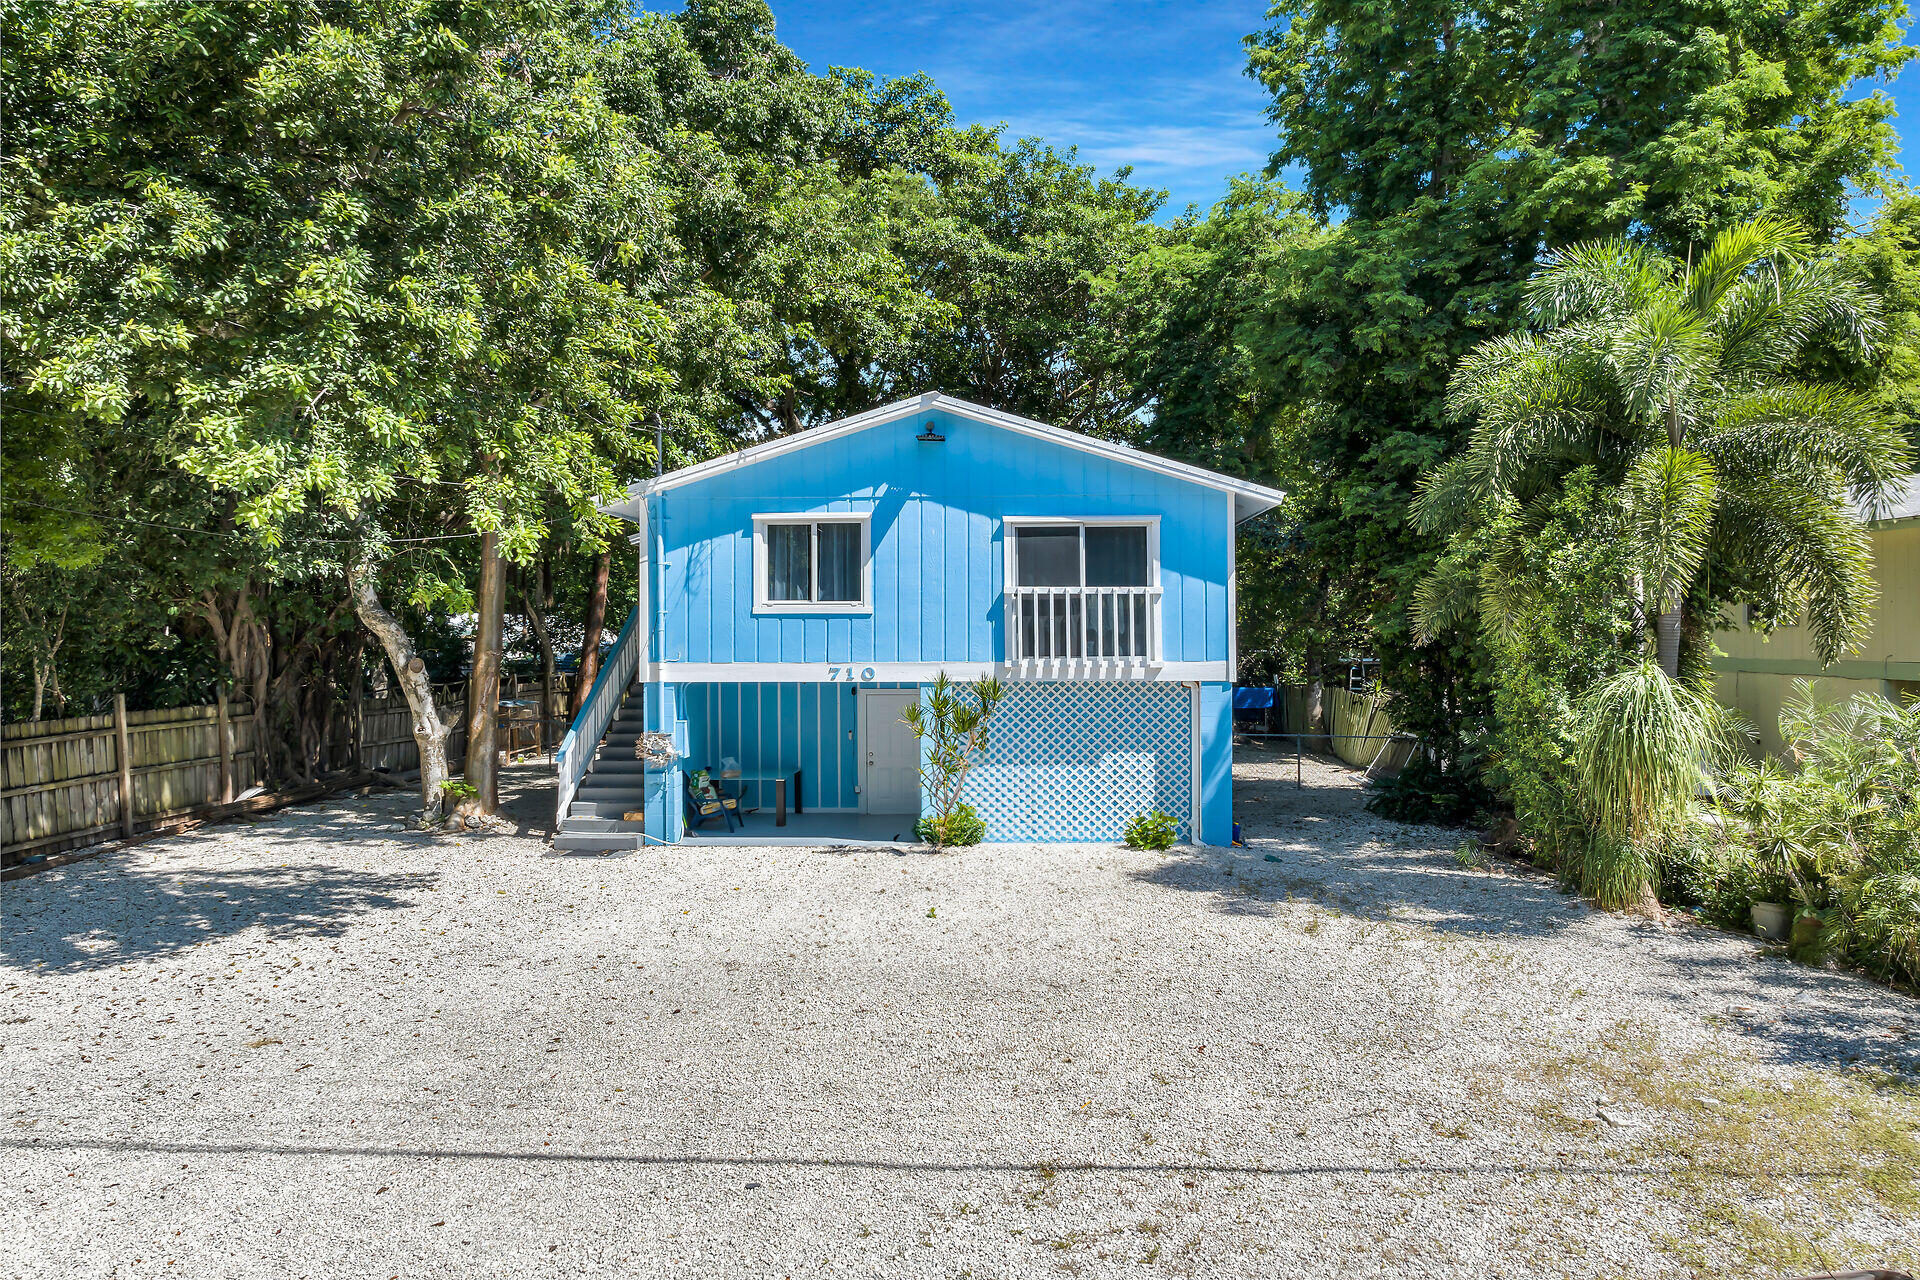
1233, 686, 1276, 711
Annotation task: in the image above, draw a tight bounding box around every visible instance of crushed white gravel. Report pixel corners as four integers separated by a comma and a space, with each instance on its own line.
3, 753, 1915, 1279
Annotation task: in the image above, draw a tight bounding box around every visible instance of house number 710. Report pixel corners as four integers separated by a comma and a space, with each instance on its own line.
827, 666, 876, 682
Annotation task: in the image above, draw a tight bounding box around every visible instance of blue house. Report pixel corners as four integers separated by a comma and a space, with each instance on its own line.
554, 393, 1281, 850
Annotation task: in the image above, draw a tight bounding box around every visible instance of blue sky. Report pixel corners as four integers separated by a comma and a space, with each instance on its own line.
749, 0, 1918, 221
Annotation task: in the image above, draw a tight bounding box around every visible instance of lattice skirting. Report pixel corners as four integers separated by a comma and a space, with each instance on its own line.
964, 681, 1193, 842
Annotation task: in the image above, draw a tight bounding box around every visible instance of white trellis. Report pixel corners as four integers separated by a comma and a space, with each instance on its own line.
964, 681, 1193, 842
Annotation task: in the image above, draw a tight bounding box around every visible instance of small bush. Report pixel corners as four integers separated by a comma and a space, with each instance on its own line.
914, 803, 983, 847
1451, 839, 1486, 870
1365, 753, 1495, 826
1701, 684, 1920, 985
1123, 811, 1178, 850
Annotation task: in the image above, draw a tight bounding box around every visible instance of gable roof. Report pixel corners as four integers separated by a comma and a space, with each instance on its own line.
605, 392, 1285, 524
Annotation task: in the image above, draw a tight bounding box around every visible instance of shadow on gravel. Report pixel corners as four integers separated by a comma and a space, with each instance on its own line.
1134, 758, 1589, 940
1126, 844, 1586, 939
1, 864, 435, 973
1627, 943, 1920, 1074
1174, 752, 1920, 1076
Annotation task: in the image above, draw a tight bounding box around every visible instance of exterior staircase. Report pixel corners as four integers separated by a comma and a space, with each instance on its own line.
552, 684, 652, 852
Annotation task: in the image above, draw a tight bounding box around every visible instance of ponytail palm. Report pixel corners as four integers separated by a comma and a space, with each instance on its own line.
1415, 219, 1912, 676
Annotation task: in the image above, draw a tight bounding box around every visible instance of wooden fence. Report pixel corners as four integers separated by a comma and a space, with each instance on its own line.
1327, 687, 1396, 768
1, 674, 571, 868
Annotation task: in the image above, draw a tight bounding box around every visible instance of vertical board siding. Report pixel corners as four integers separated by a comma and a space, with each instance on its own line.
657, 409, 1232, 667
680, 682, 913, 811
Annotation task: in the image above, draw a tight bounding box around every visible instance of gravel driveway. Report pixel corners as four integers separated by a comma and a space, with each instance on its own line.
4, 754, 1916, 1279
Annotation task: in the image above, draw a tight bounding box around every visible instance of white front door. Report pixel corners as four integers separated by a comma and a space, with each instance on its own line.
861, 690, 921, 814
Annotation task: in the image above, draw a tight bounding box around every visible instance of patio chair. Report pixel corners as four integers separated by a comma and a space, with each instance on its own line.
682, 772, 741, 833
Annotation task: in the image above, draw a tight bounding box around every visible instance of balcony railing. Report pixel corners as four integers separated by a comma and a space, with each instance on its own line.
1007, 586, 1160, 663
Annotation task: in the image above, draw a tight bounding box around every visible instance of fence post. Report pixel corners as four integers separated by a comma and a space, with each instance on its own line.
114, 693, 135, 838
349, 655, 365, 774
216, 688, 233, 803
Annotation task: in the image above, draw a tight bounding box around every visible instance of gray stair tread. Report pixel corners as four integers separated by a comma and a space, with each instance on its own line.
560, 817, 649, 833
553, 833, 644, 853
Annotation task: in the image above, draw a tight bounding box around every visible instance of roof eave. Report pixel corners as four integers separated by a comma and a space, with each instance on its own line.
606, 392, 1287, 520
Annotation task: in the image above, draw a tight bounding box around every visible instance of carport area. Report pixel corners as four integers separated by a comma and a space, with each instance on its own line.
3, 759, 1915, 1278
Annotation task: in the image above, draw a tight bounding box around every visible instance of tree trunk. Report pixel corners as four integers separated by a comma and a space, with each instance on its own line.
568, 548, 611, 717
1303, 654, 1329, 743
520, 562, 558, 755
1655, 599, 1684, 679
347, 564, 452, 820
463, 529, 506, 814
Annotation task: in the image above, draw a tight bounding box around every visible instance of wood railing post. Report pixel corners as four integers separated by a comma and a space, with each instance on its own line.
114, 693, 135, 838
216, 688, 234, 803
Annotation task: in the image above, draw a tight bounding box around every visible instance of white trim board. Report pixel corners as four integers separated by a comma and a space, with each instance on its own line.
648, 661, 1233, 683
606, 393, 1285, 525
1188, 681, 1203, 845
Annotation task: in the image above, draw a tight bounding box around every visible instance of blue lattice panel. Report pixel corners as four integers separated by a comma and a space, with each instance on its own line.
964, 681, 1193, 842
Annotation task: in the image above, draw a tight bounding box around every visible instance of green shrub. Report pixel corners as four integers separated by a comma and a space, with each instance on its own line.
900, 673, 1003, 848
914, 803, 983, 847
1123, 811, 1178, 850
1694, 843, 1795, 931
1705, 683, 1920, 986
1655, 825, 1719, 909
1365, 753, 1495, 827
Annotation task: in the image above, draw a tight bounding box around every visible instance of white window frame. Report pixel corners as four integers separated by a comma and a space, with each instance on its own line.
1002, 516, 1162, 590
751, 513, 873, 614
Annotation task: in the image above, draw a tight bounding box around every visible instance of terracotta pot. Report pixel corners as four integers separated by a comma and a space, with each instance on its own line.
1790, 912, 1823, 949
1751, 901, 1790, 942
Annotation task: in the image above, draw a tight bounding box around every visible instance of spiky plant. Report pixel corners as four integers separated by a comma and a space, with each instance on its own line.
1414, 218, 1911, 677
900, 672, 1004, 849
1571, 661, 1742, 910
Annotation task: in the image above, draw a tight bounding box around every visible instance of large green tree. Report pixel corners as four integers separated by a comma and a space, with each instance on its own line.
1416, 220, 1913, 681
1111, 0, 1912, 803
3, 0, 667, 815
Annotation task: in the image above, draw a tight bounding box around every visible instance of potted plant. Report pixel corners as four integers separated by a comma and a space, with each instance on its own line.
1750, 898, 1791, 943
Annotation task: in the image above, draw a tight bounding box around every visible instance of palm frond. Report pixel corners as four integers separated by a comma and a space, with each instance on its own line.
1713, 479, 1878, 664
1697, 384, 1913, 504
1444, 331, 1546, 422
1610, 299, 1713, 428
1625, 446, 1717, 602
1683, 216, 1811, 315
1410, 553, 1483, 644
1525, 238, 1672, 325
1716, 255, 1885, 375
1409, 454, 1495, 536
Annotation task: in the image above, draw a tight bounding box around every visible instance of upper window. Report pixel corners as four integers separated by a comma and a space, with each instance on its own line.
1005, 519, 1160, 661
752, 514, 870, 613
1011, 522, 1153, 588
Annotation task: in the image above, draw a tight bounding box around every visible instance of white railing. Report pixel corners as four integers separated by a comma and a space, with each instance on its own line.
554, 605, 642, 825
1007, 586, 1160, 663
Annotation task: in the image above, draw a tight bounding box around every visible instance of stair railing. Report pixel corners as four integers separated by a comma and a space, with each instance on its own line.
555, 605, 642, 827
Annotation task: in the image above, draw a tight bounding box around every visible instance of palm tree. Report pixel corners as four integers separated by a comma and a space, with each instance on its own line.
1415, 218, 1911, 677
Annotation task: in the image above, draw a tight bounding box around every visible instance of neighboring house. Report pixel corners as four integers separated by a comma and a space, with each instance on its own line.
1714, 476, 1920, 755
554, 392, 1282, 850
